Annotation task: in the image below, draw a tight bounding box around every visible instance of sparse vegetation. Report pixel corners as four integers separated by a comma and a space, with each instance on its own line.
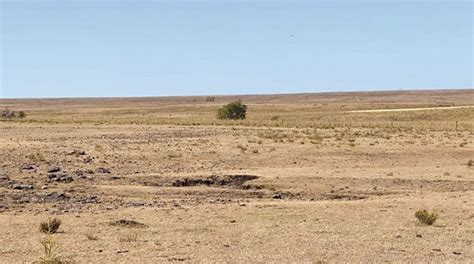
1, 90, 473, 262
415, 209, 438, 226
27, 153, 46, 162
37, 235, 71, 264
1, 108, 26, 119
40, 218, 62, 234
217, 100, 247, 120
119, 231, 139, 243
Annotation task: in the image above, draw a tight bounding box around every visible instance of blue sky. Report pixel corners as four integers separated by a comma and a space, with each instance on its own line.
1, 0, 472, 98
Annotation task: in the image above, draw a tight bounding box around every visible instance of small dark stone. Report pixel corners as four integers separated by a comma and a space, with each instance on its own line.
11, 183, 33, 190
272, 193, 282, 199
110, 219, 147, 228
47, 166, 61, 173
0, 173, 9, 180
416, 234, 422, 238
47, 172, 73, 183
97, 167, 111, 174
68, 149, 86, 156
20, 164, 34, 170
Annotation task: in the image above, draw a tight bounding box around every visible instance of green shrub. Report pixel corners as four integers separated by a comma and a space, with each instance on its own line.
415, 209, 438, 225
217, 100, 247, 120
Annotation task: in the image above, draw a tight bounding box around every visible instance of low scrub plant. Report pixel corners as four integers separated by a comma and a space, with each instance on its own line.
415, 209, 438, 226
217, 100, 247, 120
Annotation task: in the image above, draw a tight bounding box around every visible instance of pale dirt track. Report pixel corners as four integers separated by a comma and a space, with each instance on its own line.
348, 105, 474, 113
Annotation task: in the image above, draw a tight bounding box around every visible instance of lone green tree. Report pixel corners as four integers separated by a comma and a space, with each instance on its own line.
217, 100, 247, 120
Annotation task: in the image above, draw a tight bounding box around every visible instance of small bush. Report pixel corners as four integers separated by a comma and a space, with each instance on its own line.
17, 111, 26, 118
415, 209, 438, 225
217, 100, 247, 120
40, 218, 62, 234
1, 108, 26, 119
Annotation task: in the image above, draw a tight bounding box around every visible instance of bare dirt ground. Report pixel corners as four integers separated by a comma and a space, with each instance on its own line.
0, 89, 473, 263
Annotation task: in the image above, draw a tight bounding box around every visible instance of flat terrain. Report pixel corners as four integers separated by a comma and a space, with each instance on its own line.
1, 89, 473, 263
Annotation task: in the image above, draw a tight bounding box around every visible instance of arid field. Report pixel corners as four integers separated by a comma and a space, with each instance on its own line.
0, 89, 473, 263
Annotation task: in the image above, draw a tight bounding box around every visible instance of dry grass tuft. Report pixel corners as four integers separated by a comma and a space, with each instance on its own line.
39, 218, 62, 234
36, 235, 72, 264
119, 231, 139, 243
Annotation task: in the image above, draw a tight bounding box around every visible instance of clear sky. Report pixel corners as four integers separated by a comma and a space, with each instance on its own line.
0, 0, 472, 98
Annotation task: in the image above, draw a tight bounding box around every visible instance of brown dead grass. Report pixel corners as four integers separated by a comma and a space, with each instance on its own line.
0, 90, 473, 262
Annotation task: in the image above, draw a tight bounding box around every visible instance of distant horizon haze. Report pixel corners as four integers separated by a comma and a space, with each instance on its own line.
0, 88, 472, 100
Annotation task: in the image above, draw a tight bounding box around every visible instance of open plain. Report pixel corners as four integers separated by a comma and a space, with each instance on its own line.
0, 89, 473, 263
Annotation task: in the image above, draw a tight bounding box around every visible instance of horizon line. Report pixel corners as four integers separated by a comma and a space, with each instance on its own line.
0, 87, 472, 100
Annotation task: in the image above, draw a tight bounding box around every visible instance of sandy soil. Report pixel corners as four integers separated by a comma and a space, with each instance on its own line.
0, 90, 473, 263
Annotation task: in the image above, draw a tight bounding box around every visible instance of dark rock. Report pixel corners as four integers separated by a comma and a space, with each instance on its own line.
20, 164, 34, 170
42, 192, 69, 202
83, 156, 94, 163
172, 175, 259, 187
47, 166, 61, 173
68, 149, 86, 156
76, 195, 99, 204
0, 173, 9, 180
110, 219, 147, 228
47, 172, 73, 183
11, 183, 33, 190
97, 167, 111, 174
272, 193, 282, 199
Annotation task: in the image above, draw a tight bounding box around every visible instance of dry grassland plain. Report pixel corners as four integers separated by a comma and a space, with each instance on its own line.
0, 89, 473, 263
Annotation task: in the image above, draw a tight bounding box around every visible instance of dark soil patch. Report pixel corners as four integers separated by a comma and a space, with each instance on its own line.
323, 194, 367, 201
172, 175, 259, 189
110, 219, 147, 228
